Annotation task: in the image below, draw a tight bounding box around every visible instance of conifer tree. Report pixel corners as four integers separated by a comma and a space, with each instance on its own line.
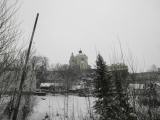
94, 54, 116, 120
94, 55, 137, 120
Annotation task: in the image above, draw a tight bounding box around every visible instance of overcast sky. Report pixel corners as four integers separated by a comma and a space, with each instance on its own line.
16, 0, 160, 71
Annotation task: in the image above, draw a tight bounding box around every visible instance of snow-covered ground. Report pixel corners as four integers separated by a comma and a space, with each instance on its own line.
29, 95, 96, 120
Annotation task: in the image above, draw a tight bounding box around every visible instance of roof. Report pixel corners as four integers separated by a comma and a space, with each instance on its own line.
40, 83, 63, 87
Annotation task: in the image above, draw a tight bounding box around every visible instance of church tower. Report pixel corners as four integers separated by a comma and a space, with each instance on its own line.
69, 50, 89, 70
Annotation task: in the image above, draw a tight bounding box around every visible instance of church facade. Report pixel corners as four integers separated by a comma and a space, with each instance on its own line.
69, 50, 89, 70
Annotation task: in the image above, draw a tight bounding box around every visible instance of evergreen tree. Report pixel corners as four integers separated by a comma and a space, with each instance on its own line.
94, 54, 116, 120
94, 55, 137, 120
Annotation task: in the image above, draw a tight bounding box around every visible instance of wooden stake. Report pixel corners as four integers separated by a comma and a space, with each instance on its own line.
12, 13, 39, 120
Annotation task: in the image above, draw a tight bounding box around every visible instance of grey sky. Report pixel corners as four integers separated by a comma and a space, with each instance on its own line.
17, 0, 160, 71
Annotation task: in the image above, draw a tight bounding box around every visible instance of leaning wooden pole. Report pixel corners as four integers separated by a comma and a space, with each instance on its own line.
12, 13, 39, 120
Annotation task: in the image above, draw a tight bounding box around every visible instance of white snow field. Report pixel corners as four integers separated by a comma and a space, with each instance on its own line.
29, 95, 96, 120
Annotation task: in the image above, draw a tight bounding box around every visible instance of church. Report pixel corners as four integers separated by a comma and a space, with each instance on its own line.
69, 50, 89, 70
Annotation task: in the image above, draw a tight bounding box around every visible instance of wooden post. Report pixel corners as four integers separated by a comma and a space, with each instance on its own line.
12, 13, 39, 120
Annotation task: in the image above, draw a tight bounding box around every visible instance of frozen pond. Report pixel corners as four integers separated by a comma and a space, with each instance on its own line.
29, 95, 96, 120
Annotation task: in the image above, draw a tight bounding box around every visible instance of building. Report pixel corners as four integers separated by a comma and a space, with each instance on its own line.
109, 63, 128, 71
69, 50, 89, 70
40, 82, 64, 92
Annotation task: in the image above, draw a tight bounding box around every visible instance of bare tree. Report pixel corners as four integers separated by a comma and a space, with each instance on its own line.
0, 0, 20, 99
